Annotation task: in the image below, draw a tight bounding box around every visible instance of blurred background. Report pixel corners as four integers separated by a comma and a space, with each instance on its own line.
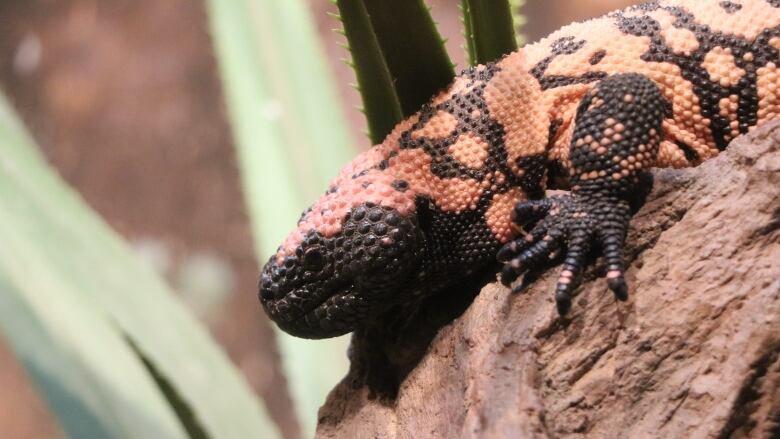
0, 0, 634, 437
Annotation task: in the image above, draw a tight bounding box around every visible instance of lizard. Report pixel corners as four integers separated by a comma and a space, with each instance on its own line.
259, 0, 780, 339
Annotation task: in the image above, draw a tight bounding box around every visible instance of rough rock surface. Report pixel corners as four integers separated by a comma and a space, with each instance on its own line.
316, 121, 780, 438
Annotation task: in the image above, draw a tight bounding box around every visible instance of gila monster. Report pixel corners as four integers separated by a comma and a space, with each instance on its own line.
259, 0, 780, 338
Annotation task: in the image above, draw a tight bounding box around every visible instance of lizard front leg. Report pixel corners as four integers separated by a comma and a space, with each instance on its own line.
499, 73, 670, 314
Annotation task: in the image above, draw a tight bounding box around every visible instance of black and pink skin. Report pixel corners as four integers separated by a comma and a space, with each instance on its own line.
259, 0, 780, 339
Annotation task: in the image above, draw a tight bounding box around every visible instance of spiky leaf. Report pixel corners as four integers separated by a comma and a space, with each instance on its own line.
462, 0, 519, 65
336, 0, 404, 144
337, 0, 454, 143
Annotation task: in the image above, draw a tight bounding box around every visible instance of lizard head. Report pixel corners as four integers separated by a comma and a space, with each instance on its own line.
259, 202, 423, 339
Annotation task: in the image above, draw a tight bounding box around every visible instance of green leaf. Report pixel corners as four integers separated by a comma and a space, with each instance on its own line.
0, 271, 188, 439
0, 91, 278, 438
461, 0, 519, 65
460, 1, 478, 68
509, 0, 527, 46
360, 0, 455, 117
335, 0, 404, 144
337, 0, 455, 142
205, 0, 353, 436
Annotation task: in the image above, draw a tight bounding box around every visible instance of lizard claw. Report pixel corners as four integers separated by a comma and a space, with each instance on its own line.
499, 193, 632, 315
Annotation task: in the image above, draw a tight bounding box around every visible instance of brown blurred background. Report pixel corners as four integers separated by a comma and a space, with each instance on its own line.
0, 0, 634, 437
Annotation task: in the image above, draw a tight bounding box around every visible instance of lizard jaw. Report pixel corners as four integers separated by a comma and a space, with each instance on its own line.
260, 273, 364, 339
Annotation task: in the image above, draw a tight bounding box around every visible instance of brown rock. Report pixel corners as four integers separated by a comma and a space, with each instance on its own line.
316, 121, 780, 438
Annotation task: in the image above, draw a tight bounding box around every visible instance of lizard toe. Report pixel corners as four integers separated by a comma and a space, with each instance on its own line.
500, 226, 564, 287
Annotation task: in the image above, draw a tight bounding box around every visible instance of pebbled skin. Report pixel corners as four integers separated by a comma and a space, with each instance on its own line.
260, 0, 780, 338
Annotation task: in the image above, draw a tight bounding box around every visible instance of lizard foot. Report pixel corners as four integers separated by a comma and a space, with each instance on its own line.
498, 193, 631, 315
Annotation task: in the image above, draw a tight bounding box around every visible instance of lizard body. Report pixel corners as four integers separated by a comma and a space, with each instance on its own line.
260, 0, 780, 338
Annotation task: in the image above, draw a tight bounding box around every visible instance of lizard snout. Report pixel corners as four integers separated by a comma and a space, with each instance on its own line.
258, 203, 423, 338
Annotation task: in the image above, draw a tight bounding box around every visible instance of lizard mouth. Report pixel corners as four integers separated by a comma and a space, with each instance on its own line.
259, 274, 365, 339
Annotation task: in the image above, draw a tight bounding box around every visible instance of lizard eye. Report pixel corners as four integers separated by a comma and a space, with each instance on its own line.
302, 246, 325, 271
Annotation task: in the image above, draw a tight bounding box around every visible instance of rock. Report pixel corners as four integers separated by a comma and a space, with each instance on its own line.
316, 121, 780, 439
